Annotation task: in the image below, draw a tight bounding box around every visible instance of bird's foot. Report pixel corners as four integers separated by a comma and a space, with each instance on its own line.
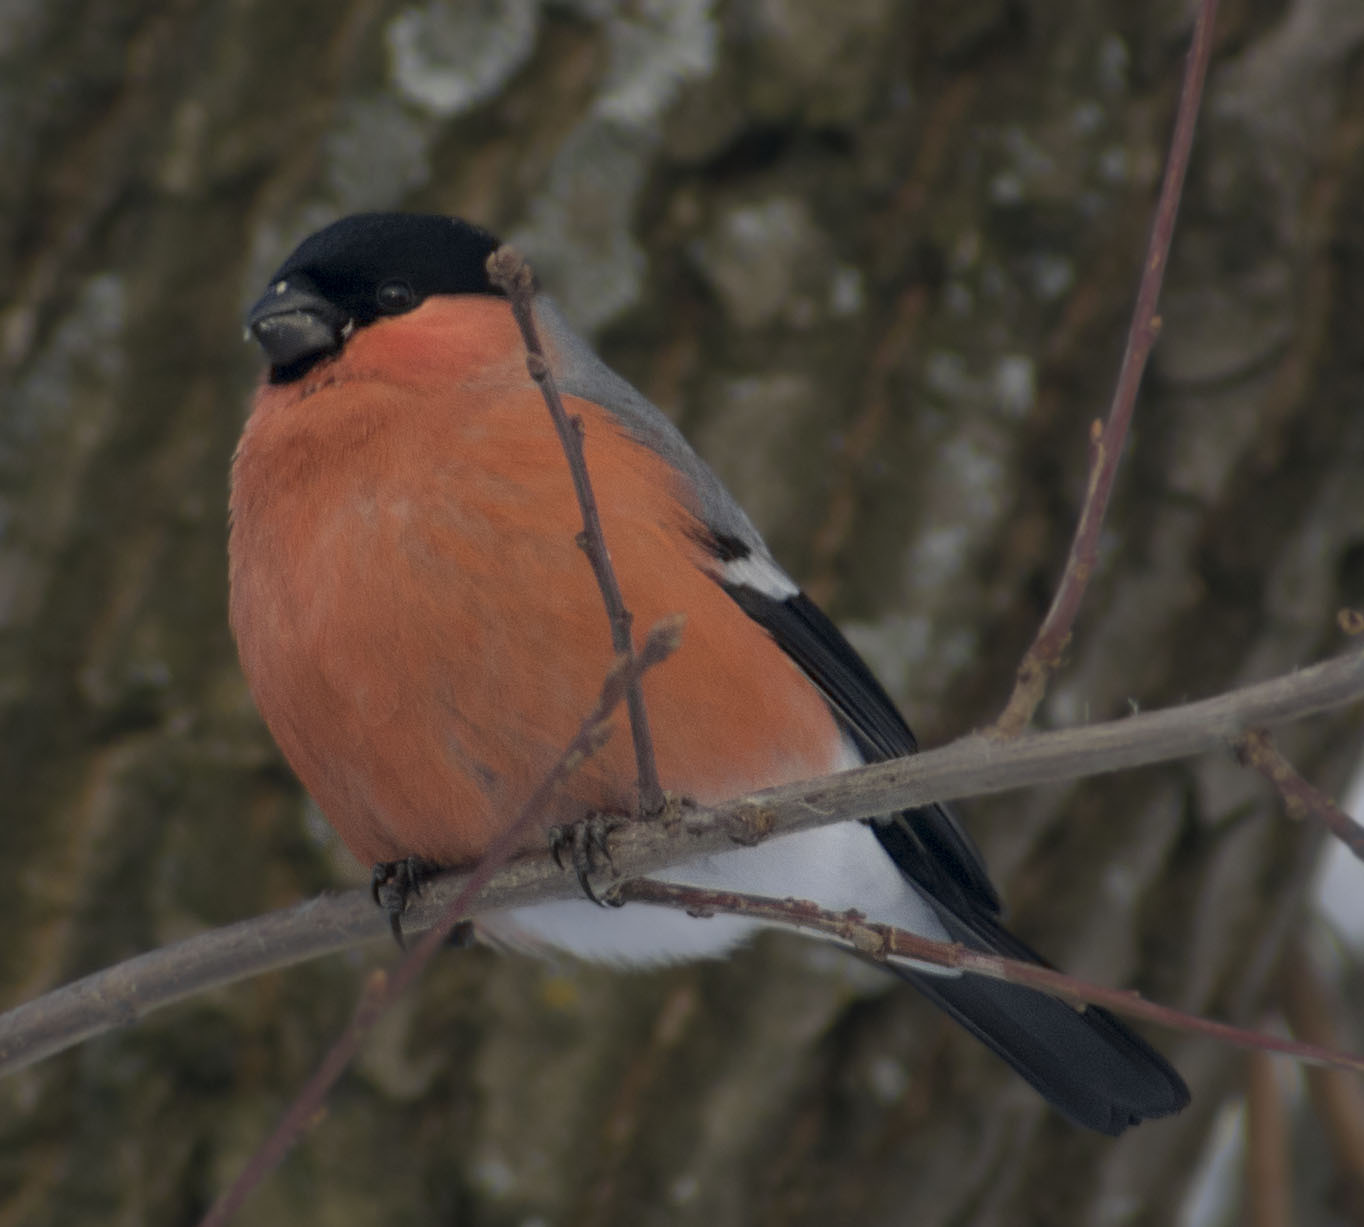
548, 814, 625, 907
371, 854, 445, 948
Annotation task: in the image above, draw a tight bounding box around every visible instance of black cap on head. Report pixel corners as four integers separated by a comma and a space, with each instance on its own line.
246, 213, 505, 382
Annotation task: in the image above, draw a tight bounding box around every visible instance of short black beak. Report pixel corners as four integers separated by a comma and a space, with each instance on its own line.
245, 274, 350, 374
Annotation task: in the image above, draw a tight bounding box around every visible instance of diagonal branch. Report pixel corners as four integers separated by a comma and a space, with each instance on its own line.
486, 246, 667, 816
994, 0, 1221, 736
196, 619, 681, 1227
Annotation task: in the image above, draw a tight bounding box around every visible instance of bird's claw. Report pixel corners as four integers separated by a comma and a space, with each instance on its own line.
370, 854, 444, 948
548, 815, 624, 907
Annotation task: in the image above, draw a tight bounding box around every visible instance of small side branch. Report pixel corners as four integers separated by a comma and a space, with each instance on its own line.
1237, 728, 1364, 861
487, 246, 667, 816
994, 0, 1221, 736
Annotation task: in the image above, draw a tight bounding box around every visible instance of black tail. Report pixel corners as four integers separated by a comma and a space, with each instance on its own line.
904, 912, 1189, 1135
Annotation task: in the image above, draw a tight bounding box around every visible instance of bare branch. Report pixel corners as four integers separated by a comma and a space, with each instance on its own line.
2, 645, 1360, 1080
616, 880, 1364, 1077
994, 0, 1221, 736
486, 246, 666, 815
1238, 728, 1364, 861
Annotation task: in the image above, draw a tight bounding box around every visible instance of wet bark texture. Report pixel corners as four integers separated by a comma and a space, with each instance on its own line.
3, 1, 1364, 1224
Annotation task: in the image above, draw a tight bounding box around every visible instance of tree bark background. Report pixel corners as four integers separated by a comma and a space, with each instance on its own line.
3, 1, 1363, 1224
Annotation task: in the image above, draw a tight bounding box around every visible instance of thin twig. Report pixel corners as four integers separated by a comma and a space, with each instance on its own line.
2, 646, 1361, 1080
197, 620, 681, 1227
616, 880, 1364, 1077
994, 0, 1221, 736
486, 246, 666, 816
1237, 728, 1364, 860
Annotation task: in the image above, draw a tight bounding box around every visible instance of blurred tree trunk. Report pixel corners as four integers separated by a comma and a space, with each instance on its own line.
3, 2, 1363, 1224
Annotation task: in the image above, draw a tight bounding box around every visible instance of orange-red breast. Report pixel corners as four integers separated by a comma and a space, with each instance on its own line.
230, 212, 1189, 1134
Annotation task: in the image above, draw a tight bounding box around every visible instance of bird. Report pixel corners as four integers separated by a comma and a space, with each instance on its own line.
230, 211, 1189, 1135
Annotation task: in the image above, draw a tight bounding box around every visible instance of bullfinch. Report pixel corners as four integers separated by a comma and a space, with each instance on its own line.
230, 212, 1189, 1135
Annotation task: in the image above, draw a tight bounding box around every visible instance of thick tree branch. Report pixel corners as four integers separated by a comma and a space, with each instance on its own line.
3, 645, 1360, 1079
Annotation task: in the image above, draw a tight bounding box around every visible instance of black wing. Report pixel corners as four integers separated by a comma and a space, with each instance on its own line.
721, 581, 1000, 915
717, 572, 1189, 1134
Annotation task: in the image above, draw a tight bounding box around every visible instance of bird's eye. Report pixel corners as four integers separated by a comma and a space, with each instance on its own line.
376, 280, 416, 313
